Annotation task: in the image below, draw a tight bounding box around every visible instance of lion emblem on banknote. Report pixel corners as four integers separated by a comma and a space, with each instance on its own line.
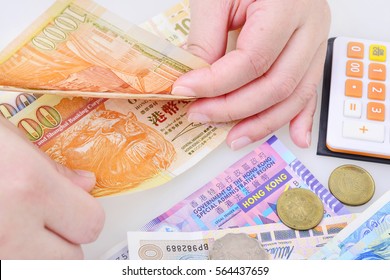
46, 102, 176, 197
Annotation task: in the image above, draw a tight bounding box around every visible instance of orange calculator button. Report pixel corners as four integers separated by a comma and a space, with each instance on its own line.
347, 42, 365, 59
368, 82, 386, 100
369, 63, 386, 81
346, 60, 364, 78
367, 102, 385, 121
345, 79, 363, 97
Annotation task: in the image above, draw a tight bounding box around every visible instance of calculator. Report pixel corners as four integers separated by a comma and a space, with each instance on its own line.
318, 37, 390, 164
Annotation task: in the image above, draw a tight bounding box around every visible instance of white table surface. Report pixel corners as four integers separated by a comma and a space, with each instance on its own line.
0, 0, 389, 260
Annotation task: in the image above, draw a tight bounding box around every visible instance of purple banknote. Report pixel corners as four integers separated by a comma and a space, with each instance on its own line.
142, 136, 349, 232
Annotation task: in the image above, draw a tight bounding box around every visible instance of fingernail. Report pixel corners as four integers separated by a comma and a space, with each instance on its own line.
171, 86, 197, 97
74, 169, 96, 178
306, 132, 312, 148
188, 113, 211, 124
230, 136, 253, 151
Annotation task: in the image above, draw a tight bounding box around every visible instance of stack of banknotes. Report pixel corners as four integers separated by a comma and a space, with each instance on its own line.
1, 0, 389, 260
0, 0, 232, 197
125, 191, 390, 260
103, 135, 389, 260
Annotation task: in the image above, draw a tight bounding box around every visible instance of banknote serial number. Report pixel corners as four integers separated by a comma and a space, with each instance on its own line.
215, 266, 269, 276
166, 243, 209, 253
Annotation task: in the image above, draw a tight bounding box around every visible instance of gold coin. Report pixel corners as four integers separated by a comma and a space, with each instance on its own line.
328, 164, 375, 206
276, 188, 324, 231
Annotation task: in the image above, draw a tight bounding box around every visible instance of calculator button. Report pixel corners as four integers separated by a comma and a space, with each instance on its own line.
342, 120, 385, 143
346, 60, 364, 78
344, 100, 362, 118
347, 42, 365, 59
368, 82, 386, 100
369, 44, 386, 62
367, 102, 385, 121
345, 79, 363, 97
368, 63, 386, 81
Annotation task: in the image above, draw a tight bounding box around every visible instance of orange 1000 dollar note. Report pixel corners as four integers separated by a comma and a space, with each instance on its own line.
0, 0, 191, 119
9, 94, 231, 197
0, 0, 207, 99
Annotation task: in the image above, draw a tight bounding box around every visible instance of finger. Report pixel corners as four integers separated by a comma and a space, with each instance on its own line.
227, 86, 315, 150
227, 42, 327, 150
173, 1, 301, 97
185, 0, 230, 63
289, 43, 328, 147
186, 20, 324, 123
289, 93, 317, 148
1, 117, 96, 192
1, 115, 104, 245
54, 162, 96, 192
43, 172, 105, 245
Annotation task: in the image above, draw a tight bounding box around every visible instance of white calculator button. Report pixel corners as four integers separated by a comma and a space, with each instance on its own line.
344, 100, 362, 118
342, 120, 385, 143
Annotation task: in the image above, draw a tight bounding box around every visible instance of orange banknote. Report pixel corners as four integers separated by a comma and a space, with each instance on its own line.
0, 0, 191, 118
9, 95, 230, 197
6, 1, 233, 198
0, 0, 206, 99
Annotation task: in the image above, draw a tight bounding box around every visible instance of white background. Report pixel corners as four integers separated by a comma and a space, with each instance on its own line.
0, 0, 389, 260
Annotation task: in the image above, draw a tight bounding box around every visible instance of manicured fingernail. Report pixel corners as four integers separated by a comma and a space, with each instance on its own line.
74, 169, 95, 178
188, 113, 211, 124
171, 86, 197, 97
230, 137, 253, 151
306, 132, 312, 148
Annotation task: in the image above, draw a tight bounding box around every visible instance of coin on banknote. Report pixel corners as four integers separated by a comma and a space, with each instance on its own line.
276, 188, 324, 231
209, 233, 270, 260
328, 165, 375, 206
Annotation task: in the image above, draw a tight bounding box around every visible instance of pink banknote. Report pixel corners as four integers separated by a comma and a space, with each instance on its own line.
142, 136, 350, 232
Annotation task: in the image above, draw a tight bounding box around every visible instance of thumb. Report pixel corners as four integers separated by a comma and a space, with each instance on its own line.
54, 163, 96, 192
185, 0, 231, 63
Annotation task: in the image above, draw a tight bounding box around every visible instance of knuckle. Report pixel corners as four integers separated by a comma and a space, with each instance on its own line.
296, 83, 317, 106
83, 202, 105, 243
245, 49, 273, 78
317, 0, 331, 20
254, 115, 276, 138
271, 74, 299, 104
220, 0, 234, 12
186, 43, 216, 63
223, 96, 240, 121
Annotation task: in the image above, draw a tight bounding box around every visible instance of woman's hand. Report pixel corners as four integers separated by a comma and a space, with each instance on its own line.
173, 0, 331, 149
0, 117, 105, 259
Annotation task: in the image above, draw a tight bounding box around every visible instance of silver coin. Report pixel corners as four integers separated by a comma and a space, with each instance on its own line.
209, 233, 270, 260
